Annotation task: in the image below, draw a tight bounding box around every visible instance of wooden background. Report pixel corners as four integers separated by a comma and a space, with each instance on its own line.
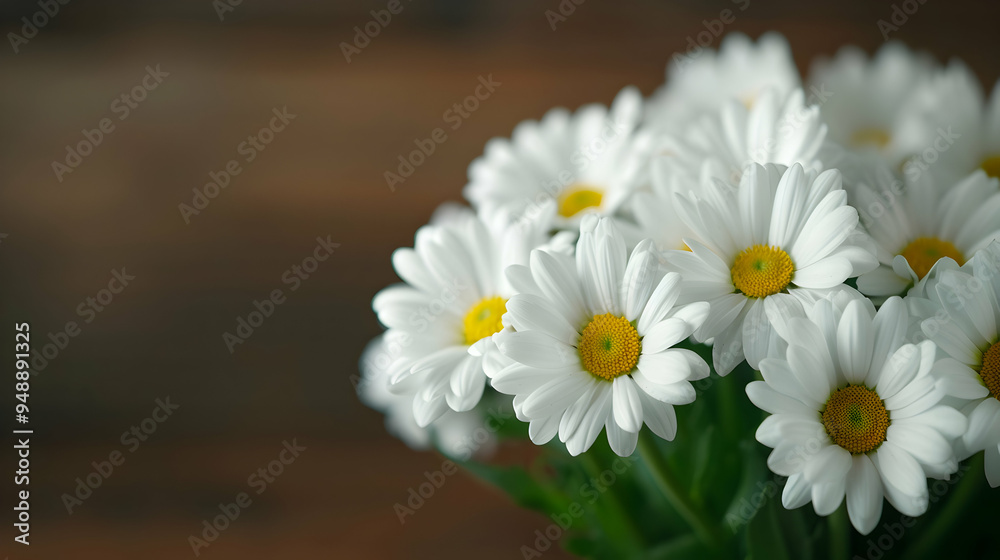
1, 0, 999, 558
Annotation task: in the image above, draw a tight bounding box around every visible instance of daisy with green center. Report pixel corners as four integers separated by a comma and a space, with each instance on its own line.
748, 295, 967, 535
490, 216, 710, 457
908, 242, 1000, 486
371, 203, 559, 427
463, 87, 653, 229
853, 165, 1000, 298
664, 163, 879, 374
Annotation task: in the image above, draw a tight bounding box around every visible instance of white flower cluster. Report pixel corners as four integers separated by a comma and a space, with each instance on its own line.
361, 33, 1000, 534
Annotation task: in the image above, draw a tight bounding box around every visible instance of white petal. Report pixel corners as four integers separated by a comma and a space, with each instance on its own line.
846, 455, 883, 535
521, 373, 592, 418
804, 444, 852, 484
606, 417, 639, 456
498, 331, 576, 369
636, 350, 694, 385
505, 293, 579, 345
612, 376, 644, 433
637, 272, 682, 334
836, 298, 874, 384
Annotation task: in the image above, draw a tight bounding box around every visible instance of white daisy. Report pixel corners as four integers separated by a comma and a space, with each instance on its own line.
891, 61, 1000, 185
748, 296, 967, 535
371, 203, 556, 426
808, 41, 935, 168
854, 167, 1000, 298
656, 88, 828, 188
665, 163, 878, 374
464, 87, 652, 229
629, 159, 699, 253
911, 242, 1000, 486
490, 216, 710, 457
358, 335, 498, 459
646, 32, 800, 131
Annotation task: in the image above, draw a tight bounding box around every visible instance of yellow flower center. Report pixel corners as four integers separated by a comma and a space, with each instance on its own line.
899, 237, 965, 280
850, 128, 891, 149
578, 313, 641, 381
730, 244, 794, 299
980, 342, 1000, 400
981, 155, 1000, 179
822, 385, 890, 455
558, 185, 604, 218
463, 296, 507, 345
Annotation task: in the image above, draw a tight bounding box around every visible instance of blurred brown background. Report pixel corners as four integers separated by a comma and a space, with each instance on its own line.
1, 0, 998, 558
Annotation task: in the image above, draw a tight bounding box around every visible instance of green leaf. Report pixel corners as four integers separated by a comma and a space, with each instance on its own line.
460, 461, 569, 514
745, 491, 814, 560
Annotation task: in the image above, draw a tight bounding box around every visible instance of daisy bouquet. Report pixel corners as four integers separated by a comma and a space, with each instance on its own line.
359, 33, 1000, 559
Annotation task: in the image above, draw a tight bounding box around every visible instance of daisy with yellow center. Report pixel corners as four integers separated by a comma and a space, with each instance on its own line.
917, 243, 1000, 487
492, 216, 710, 457
577, 314, 641, 381
856, 167, 1000, 298
666, 163, 877, 374
463, 296, 507, 345
850, 128, 891, 150
749, 296, 967, 535
372, 205, 555, 427
981, 155, 1000, 179
731, 244, 795, 298
821, 386, 889, 455
463, 86, 648, 229
558, 185, 604, 218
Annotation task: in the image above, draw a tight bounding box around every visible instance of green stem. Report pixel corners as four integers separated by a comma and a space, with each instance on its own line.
828, 504, 850, 560
904, 453, 985, 560
579, 451, 646, 549
637, 430, 724, 550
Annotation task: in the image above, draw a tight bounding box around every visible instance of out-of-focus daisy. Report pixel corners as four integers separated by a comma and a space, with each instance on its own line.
630, 159, 699, 253
854, 167, 1000, 297
808, 42, 934, 168
491, 216, 710, 457
665, 163, 878, 374
646, 32, 800, 131
895, 61, 1000, 185
657, 88, 827, 187
358, 335, 497, 459
464, 87, 652, 229
372, 204, 556, 426
748, 296, 967, 534
911, 242, 1000, 486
